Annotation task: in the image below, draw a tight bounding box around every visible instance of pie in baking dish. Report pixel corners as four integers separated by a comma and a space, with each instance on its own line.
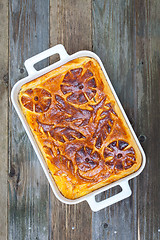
19, 57, 142, 199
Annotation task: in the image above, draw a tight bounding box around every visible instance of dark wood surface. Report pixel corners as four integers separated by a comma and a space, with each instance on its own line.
0, 0, 159, 239
8, 1, 50, 239
0, 1, 8, 239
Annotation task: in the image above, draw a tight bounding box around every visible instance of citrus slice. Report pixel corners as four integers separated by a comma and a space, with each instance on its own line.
75, 146, 103, 180
21, 88, 51, 113
60, 68, 97, 105
104, 140, 136, 172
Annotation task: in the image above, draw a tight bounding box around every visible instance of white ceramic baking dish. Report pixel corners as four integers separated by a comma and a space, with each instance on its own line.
11, 44, 146, 212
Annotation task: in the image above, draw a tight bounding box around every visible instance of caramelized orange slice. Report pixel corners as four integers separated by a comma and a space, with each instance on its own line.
75, 146, 104, 180
60, 68, 97, 104
21, 88, 51, 113
104, 140, 136, 172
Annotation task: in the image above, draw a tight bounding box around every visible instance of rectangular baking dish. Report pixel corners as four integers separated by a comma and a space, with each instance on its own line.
11, 44, 146, 212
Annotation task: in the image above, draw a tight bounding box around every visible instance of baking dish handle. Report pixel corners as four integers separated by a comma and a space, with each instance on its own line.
24, 44, 69, 75
87, 181, 132, 212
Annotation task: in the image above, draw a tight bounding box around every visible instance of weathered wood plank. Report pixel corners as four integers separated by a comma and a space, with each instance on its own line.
92, 0, 160, 240
135, 1, 160, 239
0, 0, 8, 239
92, 1, 139, 240
49, 1, 92, 239
50, 0, 92, 55
8, 0, 50, 239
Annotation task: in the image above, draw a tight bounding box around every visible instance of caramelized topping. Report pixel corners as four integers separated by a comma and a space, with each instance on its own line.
91, 98, 117, 149
19, 57, 138, 196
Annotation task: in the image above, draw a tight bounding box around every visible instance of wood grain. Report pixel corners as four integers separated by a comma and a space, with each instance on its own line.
50, 0, 92, 55
8, 0, 50, 239
92, 0, 160, 240
135, 1, 160, 239
49, 1, 92, 239
0, 0, 8, 239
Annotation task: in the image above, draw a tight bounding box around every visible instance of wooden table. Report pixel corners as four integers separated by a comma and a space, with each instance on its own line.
0, 0, 160, 239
